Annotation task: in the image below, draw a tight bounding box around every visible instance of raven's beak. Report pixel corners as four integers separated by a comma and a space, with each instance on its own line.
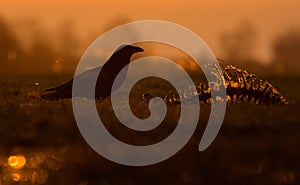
132, 46, 144, 53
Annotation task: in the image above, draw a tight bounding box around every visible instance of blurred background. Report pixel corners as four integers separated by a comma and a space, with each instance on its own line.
0, 0, 299, 75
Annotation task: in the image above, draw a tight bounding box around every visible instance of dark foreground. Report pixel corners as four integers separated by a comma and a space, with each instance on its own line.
0, 74, 299, 185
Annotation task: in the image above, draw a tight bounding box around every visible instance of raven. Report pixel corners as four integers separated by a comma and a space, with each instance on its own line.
40, 44, 144, 100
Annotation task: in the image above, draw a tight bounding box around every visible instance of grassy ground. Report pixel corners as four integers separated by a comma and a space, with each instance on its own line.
0, 74, 299, 185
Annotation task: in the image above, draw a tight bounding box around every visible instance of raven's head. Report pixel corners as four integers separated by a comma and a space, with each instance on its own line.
114, 44, 144, 56
128, 45, 144, 53
104, 44, 144, 70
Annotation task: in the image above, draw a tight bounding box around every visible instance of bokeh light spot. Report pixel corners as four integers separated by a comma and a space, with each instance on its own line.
8, 155, 26, 169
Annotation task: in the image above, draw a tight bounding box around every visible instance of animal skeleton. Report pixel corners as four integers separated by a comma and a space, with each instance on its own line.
142, 60, 288, 105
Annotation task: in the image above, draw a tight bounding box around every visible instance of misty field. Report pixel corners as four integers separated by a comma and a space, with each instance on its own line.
0, 73, 299, 185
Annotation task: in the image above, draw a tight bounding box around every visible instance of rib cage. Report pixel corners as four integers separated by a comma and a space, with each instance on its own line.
142, 61, 288, 105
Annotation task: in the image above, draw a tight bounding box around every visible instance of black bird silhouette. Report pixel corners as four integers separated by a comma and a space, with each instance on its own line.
40, 44, 144, 100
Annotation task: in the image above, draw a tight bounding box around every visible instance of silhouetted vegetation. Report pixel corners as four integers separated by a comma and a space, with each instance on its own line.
0, 16, 24, 71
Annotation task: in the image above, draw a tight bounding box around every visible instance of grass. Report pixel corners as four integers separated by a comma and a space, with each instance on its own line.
0, 73, 299, 185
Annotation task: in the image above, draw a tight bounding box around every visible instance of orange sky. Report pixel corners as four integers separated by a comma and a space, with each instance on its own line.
0, 0, 299, 63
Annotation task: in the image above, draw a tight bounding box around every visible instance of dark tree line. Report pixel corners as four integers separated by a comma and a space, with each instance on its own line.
272, 30, 300, 74
0, 15, 299, 75
220, 21, 300, 75
0, 15, 79, 74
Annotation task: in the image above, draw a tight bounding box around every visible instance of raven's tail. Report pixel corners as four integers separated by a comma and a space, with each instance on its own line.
40, 80, 72, 100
